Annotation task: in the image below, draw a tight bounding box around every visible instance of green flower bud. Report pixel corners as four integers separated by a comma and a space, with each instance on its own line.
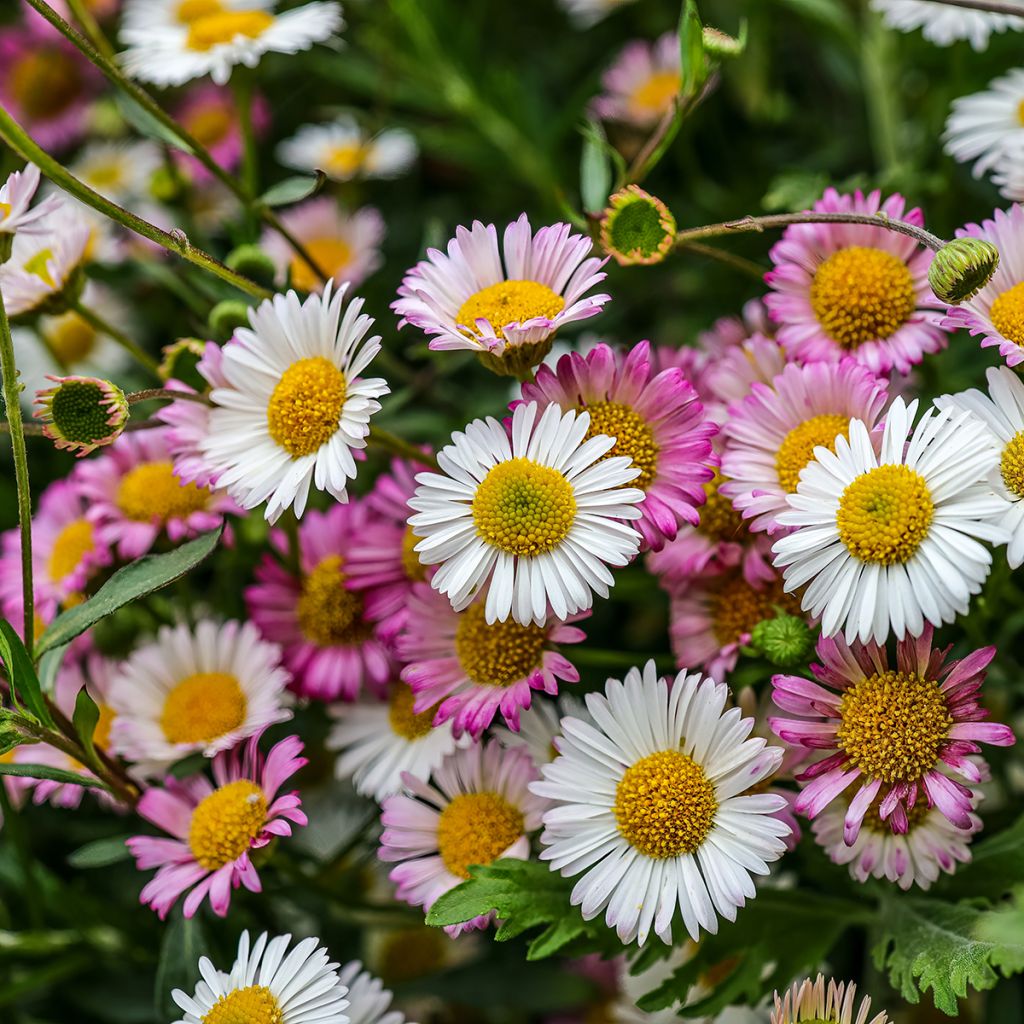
750, 614, 814, 669
208, 299, 252, 342
159, 337, 209, 392
34, 375, 129, 457
928, 237, 999, 305
225, 244, 278, 289
600, 186, 677, 267
702, 26, 746, 58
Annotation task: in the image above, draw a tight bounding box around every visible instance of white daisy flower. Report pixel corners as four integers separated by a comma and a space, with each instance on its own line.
531, 661, 791, 946
408, 401, 645, 627
120, 0, 275, 35
327, 682, 465, 802
944, 70, 1024, 179
557, 0, 639, 28
198, 282, 390, 522
339, 961, 407, 1024
991, 149, 1024, 202
871, 0, 1024, 50
772, 397, 1010, 645
68, 140, 163, 204
938, 366, 1024, 568
277, 115, 418, 182
0, 164, 61, 236
120, 1, 344, 87
171, 929, 350, 1024
108, 619, 292, 773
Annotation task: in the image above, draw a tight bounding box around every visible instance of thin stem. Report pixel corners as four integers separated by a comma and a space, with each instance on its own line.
624, 101, 681, 186
676, 241, 766, 280
125, 388, 212, 406
68, 300, 161, 377
262, 208, 333, 285
861, 9, 901, 177
63, 0, 115, 60
233, 74, 260, 236
927, 0, 1024, 14
367, 426, 439, 469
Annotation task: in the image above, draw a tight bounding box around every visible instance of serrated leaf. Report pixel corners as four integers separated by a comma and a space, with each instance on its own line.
0, 762, 107, 790
580, 122, 612, 214
72, 687, 100, 767
0, 618, 54, 727
35, 528, 222, 657
67, 836, 133, 869
257, 173, 326, 208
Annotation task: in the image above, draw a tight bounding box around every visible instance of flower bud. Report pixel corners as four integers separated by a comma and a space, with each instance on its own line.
225, 244, 278, 289
928, 237, 999, 305
750, 613, 814, 669
34, 375, 129, 457
208, 299, 251, 342
702, 26, 746, 58
600, 186, 677, 267
159, 337, 208, 391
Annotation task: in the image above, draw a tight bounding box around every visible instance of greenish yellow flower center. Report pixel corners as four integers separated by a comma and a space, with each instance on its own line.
454, 602, 547, 686
325, 142, 368, 178
457, 280, 564, 340
160, 671, 247, 745
23, 247, 56, 287
436, 791, 524, 878
183, 103, 233, 147
990, 281, 1024, 349
117, 461, 211, 523
188, 779, 268, 870
580, 399, 659, 490
45, 312, 98, 366
775, 413, 851, 494
387, 684, 436, 740
289, 238, 353, 293
1001, 431, 1024, 497
185, 10, 275, 51
202, 985, 282, 1024
297, 554, 369, 647
267, 356, 347, 457
46, 519, 95, 583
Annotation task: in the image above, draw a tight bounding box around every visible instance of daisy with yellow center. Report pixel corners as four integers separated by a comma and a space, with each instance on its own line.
128, 734, 307, 919
772, 397, 1009, 645
409, 401, 645, 628
0, 164, 60, 236
591, 32, 682, 128
944, 70, 1024, 186
277, 115, 418, 182
771, 975, 889, 1024
872, 0, 1023, 51
69, 141, 163, 205
199, 283, 389, 523
107, 620, 292, 774
379, 740, 546, 937
531, 661, 790, 945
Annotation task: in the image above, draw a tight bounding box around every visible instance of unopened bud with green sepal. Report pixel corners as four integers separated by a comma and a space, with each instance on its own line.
208, 300, 251, 342
928, 237, 999, 305
750, 614, 815, 669
225, 244, 278, 290
600, 186, 677, 267
159, 337, 208, 392
34, 375, 129, 457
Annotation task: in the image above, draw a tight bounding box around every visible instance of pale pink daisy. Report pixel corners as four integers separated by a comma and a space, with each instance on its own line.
591, 33, 681, 129
174, 82, 270, 182
0, 164, 61, 235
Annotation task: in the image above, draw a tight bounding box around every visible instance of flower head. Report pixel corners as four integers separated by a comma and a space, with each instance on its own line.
944, 70, 1024, 180
0, 164, 61, 236
871, 0, 1023, 50
174, 82, 270, 181
771, 975, 889, 1024
928, 237, 999, 304
34, 374, 129, 457
277, 115, 418, 182
591, 33, 681, 128
601, 187, 677, 266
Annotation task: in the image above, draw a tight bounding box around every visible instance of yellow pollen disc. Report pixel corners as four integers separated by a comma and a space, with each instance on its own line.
775, 413, 851, 494
267, 356, 347, 458
377, 927, 448, 985
436, 791, 524, 879
708, 573, 801, 647
92, 702, 116, 751
472, 458, 576, 556
45, 311, 98, 365
297, 555, 369, 647
0, 202, 10, 220
837, 670, 952, 784
188, 779, 268, 870
202, 985, 282, 1024
289, 237, 354, 293
990, 280, 1024, 349
46, 519, 95, 584
176, 0, 225, 22
116, 461, 211, 523
809, 246, 916, 349
697, 466, 745, 541
325, 142, 368, 178
861, 786, 931, 833
836, 465, 933, 566
614, 750, 718, 859
401, 524, 428, 582
580, 400, 659, 490
453, 602, 547, 686
160, 671, 247, 745
23, 248, 56, 287
456, 280, 565, 341
1019, 99, 1024, 127
185, 10, 274, 51
629, 70, 682, 118
10, 51, 81, 119
83, 160, 125, 192
1001, 431, 1024, 497
388, 684, 436, 740
184, 104, 233, 147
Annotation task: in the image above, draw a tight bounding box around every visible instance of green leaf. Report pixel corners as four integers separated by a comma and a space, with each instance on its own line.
580, 121, 612, 214
872, 894, 1024, 1015
37, 643, 68, 697
0, 762, 107, 790
35, 528, 222, 657
114, 94, 187, 151
154, 913, 210, 1021
0, 618, 54, 727
678, 0, 707, 98
72, 687, 100, 767
257, 173, 326, 208
939, 813, 1024, 902
67, 836, 133, 869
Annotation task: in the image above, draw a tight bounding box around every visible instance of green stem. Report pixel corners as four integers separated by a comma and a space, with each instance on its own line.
233, 74, 260, 236
676, 241, 766, 280
125, 388, 212, 406
861, 8, 901, 177
262, 208, 333, 285
368, 426, 439, 469
63, 0, 115, 60
68, 300, 161, 377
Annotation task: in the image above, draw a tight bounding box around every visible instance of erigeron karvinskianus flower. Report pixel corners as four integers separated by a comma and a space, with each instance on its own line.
591, 33, 681, 129
174, 82, 270, 181
771, 975, 889, 1024
558, 0, 639, 29
0, 164, 61, 236
34, 374, 129, 457
871, 0, 1023, 51
944, 70, 1024, 181
277, 115, 418, 182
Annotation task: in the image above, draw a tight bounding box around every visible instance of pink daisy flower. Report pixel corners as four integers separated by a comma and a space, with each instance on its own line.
518, 342, 717, 551
591, 32, 681, 129
379, 740, 546, 936
75, 428, 238, 560
765, 188, 947, 375
126, 734, 307, 920
770, 625, 1015, 842
398, 582, 586, 739
702, 337, 789, 413
245, 502, 394, 701
697, 297, 776, 358
720, 360, 889, 534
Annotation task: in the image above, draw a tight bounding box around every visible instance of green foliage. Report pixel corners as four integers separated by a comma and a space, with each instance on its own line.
0, 762, 106, 790
940, 814, 1024, 902
66, 837, 134, 870
0, 618, 54, 727
257, 173, 326, 209
153, 914, 211, 1022
71, 687, 100, 767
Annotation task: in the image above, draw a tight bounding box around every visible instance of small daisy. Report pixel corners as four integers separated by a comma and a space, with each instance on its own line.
493, 693, 588, 768
398, 582, 586, 739
408, 401, 645, 627
379, 740, 545, 936
339, 960, 408, 1024
591, 33, 681, 129
771, 397, 1009, 644
771, 975, 889, 1024
277, 115, 418, 182
119, 0, 275, 34
518, 342, 717, 551
261, 198, 385, 293
765, 188, 947, 376
393, 214, 610, 374
0, 164, 61, 236
171, 929, 350, 1024
199, 283, 389, 522
944, 70, 1024, 179
770, 625, 1014, 837
720, 361, 889, 535
871, 0, 1023, 50
532, 661, 790, 945
701, 336, 788, 414
75, 427, 238, 560
327, 681, 464, 802
127, 734, 307, 919
245, 502, 395, 701
119, 1, 344, 87
108, 619, 292, 774
558, 0, 639, 28
175, 82, 270, 181
69, 141, 163, 205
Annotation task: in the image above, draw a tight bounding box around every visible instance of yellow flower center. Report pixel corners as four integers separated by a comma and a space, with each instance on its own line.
376, 926, 449, 986
160, 671, 247, 745
809, 246, 916, 349
401, 524, 428, 582
1019, 99, 1024, 126
202, 986, 282, 1024
46, 519, 95, 584
775, 413, 852, 494
288, 237, 354, 293
708, 573, 801, 647
580, 400, 659, 490
436, 791, 525, 878
990, 280, 1024, 348
697, 467, 745, 541
82, 160, 126, 193
185, 10, 275, 51
836, 465, 933, 565
183, 104, 232, 147
267, 356, 347, 458
23, 248, 56, 287
472, 458, 576, 556
456, 280, 565, 341
45, 311, 98, 365
10, 50, 81, 120
325, 142, 368, 178
116, 461, 211, 523
837, 670, 952, 784
93, 702, 116, 751
1001, 431, 1024, 497
387, 684, 436, 740
614, 750, 718, 859
453, 602, 547, 686
176, 0, 225, 22
629, 70, 682, 119
0, 201, 10, 221
296, 554, 369, 647
188, 779, 268, 870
